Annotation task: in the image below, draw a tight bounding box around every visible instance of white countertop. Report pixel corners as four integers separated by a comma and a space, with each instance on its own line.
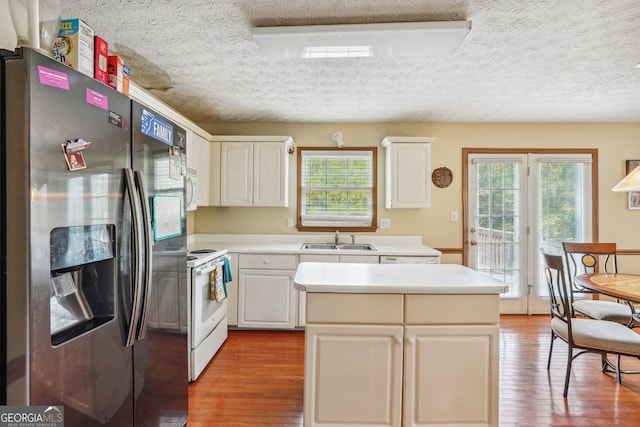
188, 234, 441, 257
294, 262, 507, 294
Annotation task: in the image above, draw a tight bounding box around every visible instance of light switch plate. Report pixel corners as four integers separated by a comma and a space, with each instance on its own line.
380, 218, 391, 228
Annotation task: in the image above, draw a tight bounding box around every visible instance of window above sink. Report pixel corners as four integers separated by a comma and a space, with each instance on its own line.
297, 147, 378, 232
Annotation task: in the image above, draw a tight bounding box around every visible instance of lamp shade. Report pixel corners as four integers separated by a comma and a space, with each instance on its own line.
612, 165, 640, 192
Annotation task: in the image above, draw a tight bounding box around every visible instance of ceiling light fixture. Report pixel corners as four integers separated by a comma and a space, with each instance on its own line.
253, 20, 471, 58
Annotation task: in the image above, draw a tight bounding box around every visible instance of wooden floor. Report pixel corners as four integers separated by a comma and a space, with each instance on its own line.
188, 315, 640, 426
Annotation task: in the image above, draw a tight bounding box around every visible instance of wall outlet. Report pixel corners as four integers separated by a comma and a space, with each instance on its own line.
287, 217, 295, 227
450, 211, 458, 222
380, 218, 391, 228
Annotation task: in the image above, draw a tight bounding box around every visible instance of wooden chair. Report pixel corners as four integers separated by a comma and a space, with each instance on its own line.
542, 252, 640, 397
561, 242, 635, 326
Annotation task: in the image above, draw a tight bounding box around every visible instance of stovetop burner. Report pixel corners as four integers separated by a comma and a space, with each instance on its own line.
187, 248, 228, 268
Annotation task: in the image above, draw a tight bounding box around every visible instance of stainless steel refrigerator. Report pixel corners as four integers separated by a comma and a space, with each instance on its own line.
0, 48, 188, 426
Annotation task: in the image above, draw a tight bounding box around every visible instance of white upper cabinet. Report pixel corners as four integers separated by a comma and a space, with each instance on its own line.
253, 141, 290, 206
221, 142, 254, 206
212, 136, 293, 207
381, 136, 435, 209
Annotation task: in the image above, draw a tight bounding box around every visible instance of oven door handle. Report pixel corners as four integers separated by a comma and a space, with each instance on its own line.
196, 259, 226, 276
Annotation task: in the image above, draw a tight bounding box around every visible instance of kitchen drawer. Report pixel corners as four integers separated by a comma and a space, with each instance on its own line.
405, 294, 499, 325
306, 293, 403, 324
239, 253, 297, 270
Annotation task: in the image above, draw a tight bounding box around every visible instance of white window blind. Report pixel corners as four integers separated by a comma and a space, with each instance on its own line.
301, 150, 373, 226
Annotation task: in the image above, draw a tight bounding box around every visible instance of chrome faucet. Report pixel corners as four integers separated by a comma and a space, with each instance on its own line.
335, 230, 340, 244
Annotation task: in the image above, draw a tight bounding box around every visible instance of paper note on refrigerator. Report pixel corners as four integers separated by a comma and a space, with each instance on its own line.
151, 195, 182, 240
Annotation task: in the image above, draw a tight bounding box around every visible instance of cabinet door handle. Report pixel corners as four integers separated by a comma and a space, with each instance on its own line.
263, 259, 270, 264
407, 337, 415, 345
395, 336, 403, 345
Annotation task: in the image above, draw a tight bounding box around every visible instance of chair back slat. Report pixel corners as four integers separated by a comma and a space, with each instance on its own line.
561, 242, 618, 294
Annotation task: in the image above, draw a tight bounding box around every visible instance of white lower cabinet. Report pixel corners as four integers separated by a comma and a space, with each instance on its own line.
403, 325, 499, 427
237, 254, 297, 329
303, 293, 499, 427
304, 324, 404, 427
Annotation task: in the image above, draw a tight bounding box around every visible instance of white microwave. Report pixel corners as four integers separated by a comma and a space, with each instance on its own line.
185, 166, 197, 211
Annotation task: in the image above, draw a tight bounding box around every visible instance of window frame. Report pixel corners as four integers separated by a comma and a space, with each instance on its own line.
296, 147, 378, 232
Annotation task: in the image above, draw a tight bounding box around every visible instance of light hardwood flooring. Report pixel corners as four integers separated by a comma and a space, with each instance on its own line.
188, 315, 640, 426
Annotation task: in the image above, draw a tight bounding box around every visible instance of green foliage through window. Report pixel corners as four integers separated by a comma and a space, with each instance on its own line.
300, 150, 374, 226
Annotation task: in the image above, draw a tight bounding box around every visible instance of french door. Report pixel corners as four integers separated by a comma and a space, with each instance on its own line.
467, 152, 594, 314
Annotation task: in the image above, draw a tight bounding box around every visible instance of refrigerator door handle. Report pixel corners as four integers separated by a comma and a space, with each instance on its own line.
134, 170, 153, 340
125, 168, 145, 347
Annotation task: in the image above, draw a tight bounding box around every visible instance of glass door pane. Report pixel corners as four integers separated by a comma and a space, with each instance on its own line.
529, 154, 592, 313
468, 154, 528, 313
467, 153, 593, 314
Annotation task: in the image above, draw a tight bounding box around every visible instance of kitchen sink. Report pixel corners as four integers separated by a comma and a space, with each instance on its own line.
300, 243, 377, 251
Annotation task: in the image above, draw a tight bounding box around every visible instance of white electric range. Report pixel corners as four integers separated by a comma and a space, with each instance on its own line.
187, 248, 229, 381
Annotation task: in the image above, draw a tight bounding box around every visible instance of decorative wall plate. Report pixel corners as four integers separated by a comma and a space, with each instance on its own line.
432, 167, 453, 188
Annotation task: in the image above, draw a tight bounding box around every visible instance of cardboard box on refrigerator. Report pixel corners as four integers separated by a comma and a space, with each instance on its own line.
94, 35, 109, 84
107, 56, 130, 95
53, 19, 94, 77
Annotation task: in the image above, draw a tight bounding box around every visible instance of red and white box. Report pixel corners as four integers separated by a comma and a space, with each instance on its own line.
107, 55, 130, 95
94, 36, 109, 84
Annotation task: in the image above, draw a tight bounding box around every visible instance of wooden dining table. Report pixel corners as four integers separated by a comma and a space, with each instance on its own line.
575, 273, 640, 304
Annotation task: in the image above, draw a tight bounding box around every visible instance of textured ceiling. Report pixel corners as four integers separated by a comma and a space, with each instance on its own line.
62, 0, 640, 123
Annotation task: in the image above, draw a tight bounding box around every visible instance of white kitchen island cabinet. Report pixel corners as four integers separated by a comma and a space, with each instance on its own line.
294, 263, 506, 427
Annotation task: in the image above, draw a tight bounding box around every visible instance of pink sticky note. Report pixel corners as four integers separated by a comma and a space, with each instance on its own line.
37, 66, 70, 90
86, 88, 109, 110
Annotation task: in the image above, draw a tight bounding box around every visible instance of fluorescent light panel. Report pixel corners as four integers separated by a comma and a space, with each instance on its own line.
254, 21, 471, 58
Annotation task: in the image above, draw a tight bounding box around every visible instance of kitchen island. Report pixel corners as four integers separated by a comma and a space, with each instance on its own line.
294, 262, 507, 427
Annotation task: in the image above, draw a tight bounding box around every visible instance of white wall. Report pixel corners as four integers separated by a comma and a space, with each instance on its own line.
192, 121, 640, 267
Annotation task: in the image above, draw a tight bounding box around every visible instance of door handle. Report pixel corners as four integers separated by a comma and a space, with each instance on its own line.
124, 169, 144, 347
470, 228, 476, 233
134, 170, 153, 341
470, 240, 478, 246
